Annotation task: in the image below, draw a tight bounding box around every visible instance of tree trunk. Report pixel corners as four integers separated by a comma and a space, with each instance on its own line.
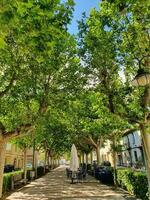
51, 157, 54, 168
140, 125, 150, 198
112, 138, 117, 187
96, 146, 101, 165
23, 148, 27, 182
32, 139, 35, 171
53, 159, 55, 166
47, 152, 50, 171
86, 153, 88, 165
57, 159, 59, 166
49, 156, 52, 169
0, 139, 7, 198
47, 152, 50, 167
78, 154, 81, 164
90, 152, 93, 164
53, 158, 55, 167
44, 150, 47, 173
35, 151, 38, 178
82, 153, 84, 164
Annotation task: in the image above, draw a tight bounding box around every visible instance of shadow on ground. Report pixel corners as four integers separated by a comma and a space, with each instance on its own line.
2, 166, 138, 200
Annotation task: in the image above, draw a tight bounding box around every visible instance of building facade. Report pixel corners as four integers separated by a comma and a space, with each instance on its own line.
118, 130, 145, 168
100, 140, 113, 164
99, 130, 145, 168
5, 144, 39, 169
5, 143, 24, 169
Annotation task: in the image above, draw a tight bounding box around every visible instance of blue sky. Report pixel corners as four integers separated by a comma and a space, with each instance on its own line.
68, 0, 100, 34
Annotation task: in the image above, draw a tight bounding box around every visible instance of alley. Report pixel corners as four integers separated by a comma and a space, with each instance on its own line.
3, 166, 138, 200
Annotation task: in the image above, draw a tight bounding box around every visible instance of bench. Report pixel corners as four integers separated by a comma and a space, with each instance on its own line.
11, 173, 27, 190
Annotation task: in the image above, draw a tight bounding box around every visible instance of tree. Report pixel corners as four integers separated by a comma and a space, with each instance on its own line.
0, 0, 80, 197
76, 142, 93, 164
98, 0, 150, 192
77, 1, 139, 186
69, 91, 113, 165
12, 135, 33, 182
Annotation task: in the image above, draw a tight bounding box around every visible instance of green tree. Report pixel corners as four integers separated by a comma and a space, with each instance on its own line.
99, 0, 150, 192
0, 0, 80, 197
12, 135, 33, 181
77, 2, 137, 185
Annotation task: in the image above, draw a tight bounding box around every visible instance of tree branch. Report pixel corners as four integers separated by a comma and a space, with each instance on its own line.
0, 72, 16, 98
84, 136, 97, 149
3, 124, 32, 140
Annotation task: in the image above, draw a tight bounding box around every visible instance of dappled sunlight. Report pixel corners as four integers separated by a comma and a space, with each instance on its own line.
6, 191, 47, 200
4, 166, 137, 200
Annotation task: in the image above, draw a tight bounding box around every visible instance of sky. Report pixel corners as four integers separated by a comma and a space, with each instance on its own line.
68, 0, 100, 34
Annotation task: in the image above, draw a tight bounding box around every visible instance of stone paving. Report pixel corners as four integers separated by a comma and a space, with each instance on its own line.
3, 166, 138, 200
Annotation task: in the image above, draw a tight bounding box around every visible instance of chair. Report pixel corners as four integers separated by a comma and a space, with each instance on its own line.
77, 170, 83, 182
66, 168, 72, 179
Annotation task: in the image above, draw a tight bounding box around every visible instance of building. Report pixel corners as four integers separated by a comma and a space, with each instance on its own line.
99, 130, 145, 168
5, 143, 40, 169
118, 130, 145, 168
5, 143, 24, 169
100, 140, 113, 164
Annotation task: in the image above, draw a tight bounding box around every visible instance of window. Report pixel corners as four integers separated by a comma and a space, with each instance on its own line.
124, 153, 127, 164
15, 145, 18, 152
134, 151, 138, 162
132, 133, 135, 144
118, 155, 123, 166
6, 143, 12, 151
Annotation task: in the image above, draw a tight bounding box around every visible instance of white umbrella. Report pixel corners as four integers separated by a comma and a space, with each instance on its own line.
70, 144, 79, 172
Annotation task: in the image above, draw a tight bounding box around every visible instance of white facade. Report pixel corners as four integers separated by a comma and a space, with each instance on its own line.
100, 140, 113, 165
118, 130, 145, 168
99, 130, 145, 168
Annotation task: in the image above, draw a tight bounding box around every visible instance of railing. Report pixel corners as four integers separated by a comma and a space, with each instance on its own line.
117, 163, 146, 171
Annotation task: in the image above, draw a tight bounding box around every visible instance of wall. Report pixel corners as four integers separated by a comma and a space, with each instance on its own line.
5, 143, 24, 169
99, 130, 145, 168
100, 140, 113, 166
118, 130, 145, 168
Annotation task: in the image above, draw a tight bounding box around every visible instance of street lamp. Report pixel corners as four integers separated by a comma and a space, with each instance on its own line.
132, 68, 150, 197
132, 69, 150, 87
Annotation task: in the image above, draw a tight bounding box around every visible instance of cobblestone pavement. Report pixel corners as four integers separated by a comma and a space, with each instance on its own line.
3, 166, 138, 200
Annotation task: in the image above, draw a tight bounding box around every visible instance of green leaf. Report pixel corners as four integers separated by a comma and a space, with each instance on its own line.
0, 37, 5, 48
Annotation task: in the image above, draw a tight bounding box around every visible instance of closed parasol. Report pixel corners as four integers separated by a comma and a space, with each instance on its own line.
70, 144, 79, 172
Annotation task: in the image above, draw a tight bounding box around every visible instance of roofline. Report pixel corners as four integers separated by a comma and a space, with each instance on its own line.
123, 129, 140, 136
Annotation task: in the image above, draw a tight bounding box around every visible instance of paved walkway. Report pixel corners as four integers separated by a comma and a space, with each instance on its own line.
3, 166, 138, 200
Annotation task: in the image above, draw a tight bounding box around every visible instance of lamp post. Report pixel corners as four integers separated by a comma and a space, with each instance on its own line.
132, 69, 150, 197
132, 69, 150, 87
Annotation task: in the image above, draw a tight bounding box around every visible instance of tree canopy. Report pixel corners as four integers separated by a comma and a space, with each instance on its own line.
0, 1, 149, 195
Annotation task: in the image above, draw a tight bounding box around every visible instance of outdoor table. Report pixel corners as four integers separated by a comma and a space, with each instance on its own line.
71, 171, 78, 184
